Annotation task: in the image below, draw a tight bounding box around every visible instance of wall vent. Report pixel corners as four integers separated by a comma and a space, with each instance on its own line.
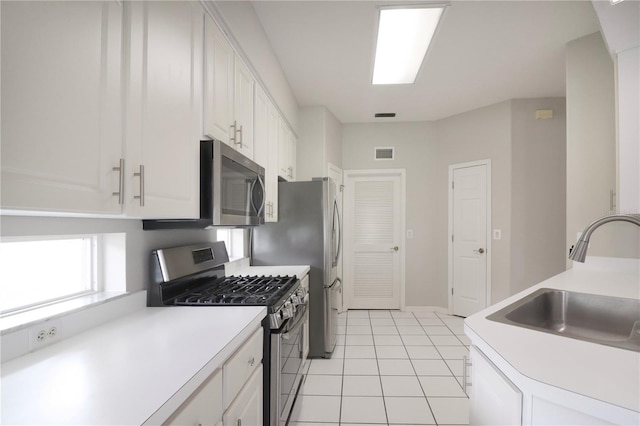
375, 147, 395, 160
375, 113, 396, 118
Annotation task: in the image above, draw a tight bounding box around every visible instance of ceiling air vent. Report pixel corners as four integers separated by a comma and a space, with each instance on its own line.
375, 147, 395, 160
375, 113, 396, 118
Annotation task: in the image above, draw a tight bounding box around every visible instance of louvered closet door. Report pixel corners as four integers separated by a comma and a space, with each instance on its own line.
345, 172, 402, 309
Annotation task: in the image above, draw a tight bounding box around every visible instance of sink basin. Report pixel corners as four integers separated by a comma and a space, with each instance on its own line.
487, 288, 640, 352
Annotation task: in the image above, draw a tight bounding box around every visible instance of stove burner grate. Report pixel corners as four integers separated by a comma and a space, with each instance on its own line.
171, 275, 297, 307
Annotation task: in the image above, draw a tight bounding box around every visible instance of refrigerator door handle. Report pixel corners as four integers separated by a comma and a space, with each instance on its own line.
332, 200, 342, 267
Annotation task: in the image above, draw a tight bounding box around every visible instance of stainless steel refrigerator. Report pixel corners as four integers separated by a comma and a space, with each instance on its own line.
251, 177, 342, 358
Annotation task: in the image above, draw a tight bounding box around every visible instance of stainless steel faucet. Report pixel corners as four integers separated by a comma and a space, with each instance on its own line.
569, 214, 640, 262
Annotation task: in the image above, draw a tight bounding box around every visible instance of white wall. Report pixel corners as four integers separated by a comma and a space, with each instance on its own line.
510, 98, 567, 295
566, 32, 639, 260
435, 101, 513, 305
342, 122, 440, 307
298, 106, 343, 181
325, 108, 343, 170
298, 107, 327, 180
591, 0, 640, 214
616, 47, 640, 214
0, 216, 220, 294
208, 0, 299, 132
342, 99, 569, 309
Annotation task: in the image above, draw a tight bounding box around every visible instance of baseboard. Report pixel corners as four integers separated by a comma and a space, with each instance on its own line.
403, 305, 449, 314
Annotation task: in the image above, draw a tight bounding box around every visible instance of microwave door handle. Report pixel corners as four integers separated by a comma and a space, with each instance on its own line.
249, 179, 258, 215
250, 176, 265, 217
256, 175, 265, 216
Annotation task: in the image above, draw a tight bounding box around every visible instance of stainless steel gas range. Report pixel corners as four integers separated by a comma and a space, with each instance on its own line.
148, 241, 308, 426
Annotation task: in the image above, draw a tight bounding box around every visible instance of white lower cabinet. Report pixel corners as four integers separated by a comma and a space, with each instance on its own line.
469, 344, 640, 425
165, 327, 263, 426
165, 369, 224, 426
223, 365, 263, 426
470, 345, 523, 426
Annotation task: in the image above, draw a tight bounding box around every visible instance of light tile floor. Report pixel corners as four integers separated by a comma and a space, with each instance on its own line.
289, 310, 470, 426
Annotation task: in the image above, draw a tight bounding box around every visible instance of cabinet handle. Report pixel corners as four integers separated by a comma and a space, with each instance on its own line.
112, 158, 125, 205
238, 124, 243, 148
133, 165, 145, 207
248, 356, 255, 367
610, 189, 616, 212
463, 355, 472, 396
230, 121, 237, 145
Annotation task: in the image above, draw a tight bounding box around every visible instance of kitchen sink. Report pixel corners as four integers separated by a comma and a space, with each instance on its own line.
487, 288, 640, 352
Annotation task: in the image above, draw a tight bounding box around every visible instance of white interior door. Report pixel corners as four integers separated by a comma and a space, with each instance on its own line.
344, 170, 404, 310
450, 162, 490, 317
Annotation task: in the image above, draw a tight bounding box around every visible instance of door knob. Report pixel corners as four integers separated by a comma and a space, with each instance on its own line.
391, 246, 399, 251
473, 248, 485, 254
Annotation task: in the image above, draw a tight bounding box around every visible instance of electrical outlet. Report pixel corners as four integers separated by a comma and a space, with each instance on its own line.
406, 229, 414, 239
28, 320, 61, 351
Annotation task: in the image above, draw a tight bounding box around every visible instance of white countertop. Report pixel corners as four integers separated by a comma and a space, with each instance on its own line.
1, 306, 266, 425
465, 257, 640, 412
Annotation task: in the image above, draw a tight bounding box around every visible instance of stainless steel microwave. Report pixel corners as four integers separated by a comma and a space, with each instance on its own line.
143, 140, 265, 230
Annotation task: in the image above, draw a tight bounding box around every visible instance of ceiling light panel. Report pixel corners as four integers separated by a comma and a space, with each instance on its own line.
372, 6, 445, 85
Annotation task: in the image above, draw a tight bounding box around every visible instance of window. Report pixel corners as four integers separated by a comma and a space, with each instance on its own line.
0, 237, 97, 315
216, 229, 247, 261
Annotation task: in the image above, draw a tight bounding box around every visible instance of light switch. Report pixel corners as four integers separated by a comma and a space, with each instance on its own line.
493, 229, 502, 240
406, 229, 414, 239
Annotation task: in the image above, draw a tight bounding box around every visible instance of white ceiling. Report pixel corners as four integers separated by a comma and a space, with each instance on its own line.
251, 0, 601, 123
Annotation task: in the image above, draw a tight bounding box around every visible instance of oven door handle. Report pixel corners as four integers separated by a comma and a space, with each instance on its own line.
282, 306, 307, 340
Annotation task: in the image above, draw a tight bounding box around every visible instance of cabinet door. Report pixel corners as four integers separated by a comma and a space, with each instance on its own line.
203, 14, 234, 145
165, 369, 223, 426
288, 130, 297, 181
470, 345, 522, 426
255, 86, 278, 222
278, 118, 291, 180
1, 1, 123, 214
126, 1, 202, 218
266, 101, 280, 222
253, 86, 269, 169
233, 57, 255, 159
223, 365, 263, 426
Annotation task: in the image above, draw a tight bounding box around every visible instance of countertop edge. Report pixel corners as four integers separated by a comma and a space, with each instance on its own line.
143, 308, 266, 424
464, 259, 640, 412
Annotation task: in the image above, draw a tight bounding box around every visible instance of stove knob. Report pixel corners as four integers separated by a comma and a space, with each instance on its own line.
281, 301, 293, 319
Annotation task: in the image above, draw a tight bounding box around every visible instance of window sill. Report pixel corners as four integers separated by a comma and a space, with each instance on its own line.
1, 291, 145, 362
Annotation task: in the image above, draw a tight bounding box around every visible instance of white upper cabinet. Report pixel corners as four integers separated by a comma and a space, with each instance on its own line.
233, 58, 255, 159
278, 120, 297, 181
1, 1, 123, 214
203, 15, 254, 159
254, 85, 279, 222
125, 1, 202, 219
203, 15, 234, 145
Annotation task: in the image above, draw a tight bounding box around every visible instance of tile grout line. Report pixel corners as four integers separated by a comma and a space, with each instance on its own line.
429, 313, 469, 389
395, 311, 440, 426
370, 309, 391, 426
